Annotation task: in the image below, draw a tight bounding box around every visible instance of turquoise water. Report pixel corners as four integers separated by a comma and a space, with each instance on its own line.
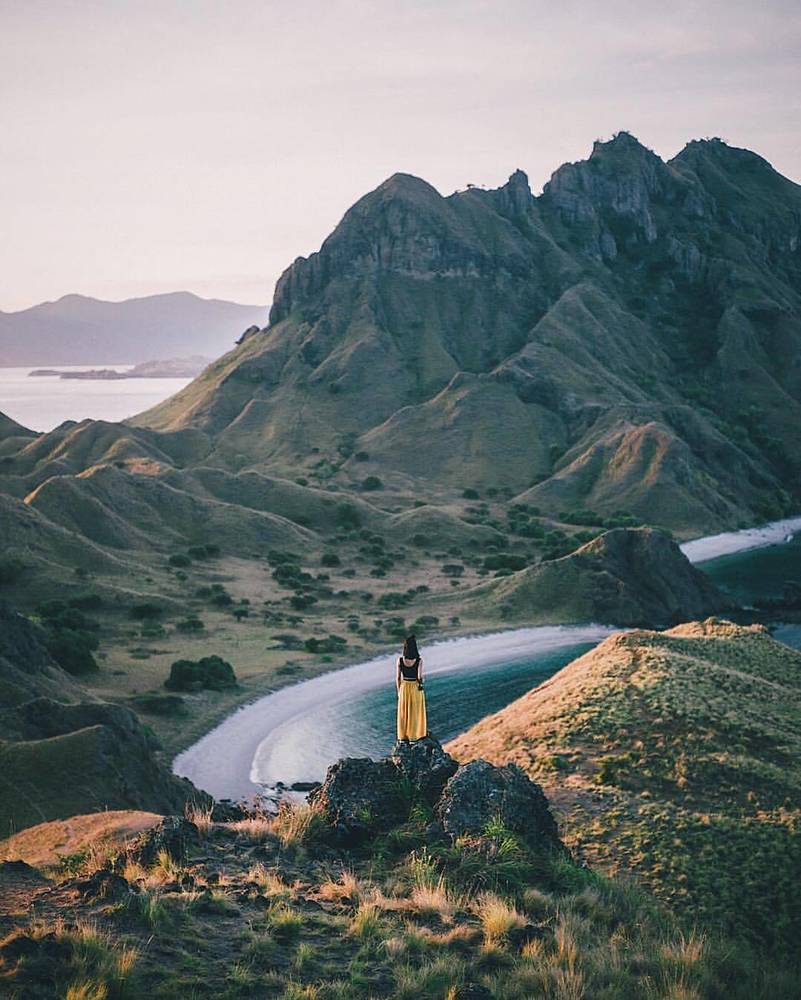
252, 642, 597, 788
700, 534, 801, 606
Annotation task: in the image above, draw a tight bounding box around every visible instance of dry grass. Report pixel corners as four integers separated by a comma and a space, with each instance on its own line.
248, 863, 294, 899
408, 878, 456, 923
185, 803, 215, 836
473, 892, 526, 946
319, 869, 367, 904
348, 902, 384, 941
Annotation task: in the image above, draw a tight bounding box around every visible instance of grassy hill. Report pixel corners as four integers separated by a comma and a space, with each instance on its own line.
448, 619, 801, 949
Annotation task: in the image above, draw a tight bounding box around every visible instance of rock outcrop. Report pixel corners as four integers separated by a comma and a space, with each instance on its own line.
435, 759, 560, 846
311, 736, 562, 851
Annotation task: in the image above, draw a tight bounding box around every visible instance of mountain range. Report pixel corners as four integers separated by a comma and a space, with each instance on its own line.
0, 292, 266, 366
128, 132, 801, 536
1, 132, 799, 621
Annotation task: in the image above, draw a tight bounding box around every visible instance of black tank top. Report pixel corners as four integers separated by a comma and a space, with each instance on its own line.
399, 656, 420, 681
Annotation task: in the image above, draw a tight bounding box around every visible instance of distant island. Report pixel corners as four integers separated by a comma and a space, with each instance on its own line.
28, 356, 212, 379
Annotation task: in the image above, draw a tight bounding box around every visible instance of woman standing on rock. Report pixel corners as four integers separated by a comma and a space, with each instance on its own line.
396, 634, 427, 742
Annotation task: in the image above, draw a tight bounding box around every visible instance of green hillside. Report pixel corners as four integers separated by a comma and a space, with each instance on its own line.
448, 619, 801, 948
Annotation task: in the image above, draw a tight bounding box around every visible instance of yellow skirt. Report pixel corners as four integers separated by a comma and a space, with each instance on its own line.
397, 679, 427, 741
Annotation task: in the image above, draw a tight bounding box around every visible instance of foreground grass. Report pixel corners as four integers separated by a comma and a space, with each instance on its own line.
2, 801, 798, 999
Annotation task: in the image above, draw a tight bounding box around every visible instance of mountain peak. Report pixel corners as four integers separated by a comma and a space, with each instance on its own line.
590, 130, 660, 164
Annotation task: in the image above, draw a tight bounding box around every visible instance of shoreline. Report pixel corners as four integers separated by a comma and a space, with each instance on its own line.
174, 623, 616, 800
173, 514, 801, 798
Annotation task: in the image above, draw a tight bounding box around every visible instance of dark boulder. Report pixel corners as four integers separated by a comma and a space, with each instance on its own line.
435, 759, 560, 847
73, 869, 131, 902
391, 735, 458, 804
123, 816, 200, 866
309, 757, 408, 845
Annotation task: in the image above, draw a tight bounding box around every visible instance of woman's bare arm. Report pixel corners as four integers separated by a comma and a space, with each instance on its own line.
418, 657, 424, 683
396, 659, 401, 691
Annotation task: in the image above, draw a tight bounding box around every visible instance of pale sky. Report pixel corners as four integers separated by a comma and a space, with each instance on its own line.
2, 0, 800, 312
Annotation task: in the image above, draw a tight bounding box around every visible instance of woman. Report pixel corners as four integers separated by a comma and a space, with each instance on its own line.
396, 634, 427, 742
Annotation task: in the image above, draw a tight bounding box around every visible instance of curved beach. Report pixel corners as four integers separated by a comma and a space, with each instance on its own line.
174, 517, 800, 801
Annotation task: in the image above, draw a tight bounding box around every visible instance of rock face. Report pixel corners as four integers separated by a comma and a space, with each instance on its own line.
391, 734, 459, 804
128, 132, 801, 535
309, 757, 409, 845
477, 526, 735, 627
312, 736, 562, 851
435, 759, 560, 847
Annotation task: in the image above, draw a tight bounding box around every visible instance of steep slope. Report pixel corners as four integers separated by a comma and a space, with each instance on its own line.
448, 619, 801, 945
0, 292, 266, 365
0, 607, 210, 836
0, 604, 83, 708
467, 526, 733, 626
131, 134, 801, 532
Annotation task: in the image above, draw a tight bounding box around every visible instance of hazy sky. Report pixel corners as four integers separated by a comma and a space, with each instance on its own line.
2, 0, 800, 312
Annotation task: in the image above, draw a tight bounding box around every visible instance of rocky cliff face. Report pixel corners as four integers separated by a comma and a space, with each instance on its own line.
128, 132, 800, 532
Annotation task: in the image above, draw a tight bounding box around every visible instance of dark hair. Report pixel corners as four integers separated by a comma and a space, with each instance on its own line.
402, 634, 419, 660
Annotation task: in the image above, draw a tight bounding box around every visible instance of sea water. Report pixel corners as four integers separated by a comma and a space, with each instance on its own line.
0, 366, 192, 431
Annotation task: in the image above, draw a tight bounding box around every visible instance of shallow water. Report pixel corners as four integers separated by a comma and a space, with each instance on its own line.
0, 365, 192, 432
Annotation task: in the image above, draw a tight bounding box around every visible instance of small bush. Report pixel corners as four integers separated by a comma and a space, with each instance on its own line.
175, 616, 205, 632
361, 475, 383, 491
168, 553, 191, 568
304, 635, 347, 654
67, 592, 103, 611
321, 552, 341, 567
47, 629, 99, 675
130, 602, 163, 620
0, 556, 27, 585
164, 655, 237, 692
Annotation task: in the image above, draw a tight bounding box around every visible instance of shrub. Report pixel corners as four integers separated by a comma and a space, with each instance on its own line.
321, 552, 341, 567
0, 556, 27, 585
483, 553, 527, 572
47, 629, 99, 675
187, 544, 219, 559
168, 553, 192, 568
164, 655, 237, 692
361, 476, 383, 491
441, 563, 464, 577
377, 591, 411, 609
66, 592, 103, 611
290, 594, 318, 610
212, 592, 233, 607
130, 602, 163, 620
336, 501, 361, 529
233, 607, 249, 621
462, 487, 479, 499
176, 616, 205, 632
355, 451, 369, 461
304, 635, 347, 654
